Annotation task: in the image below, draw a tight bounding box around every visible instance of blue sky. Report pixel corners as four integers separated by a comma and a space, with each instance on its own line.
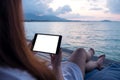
22, 0, 120, 21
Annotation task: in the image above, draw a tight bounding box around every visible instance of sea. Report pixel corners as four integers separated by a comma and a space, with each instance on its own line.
24, 21, 120, 61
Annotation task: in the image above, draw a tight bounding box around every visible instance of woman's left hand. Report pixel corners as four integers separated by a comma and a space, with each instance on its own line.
50, 49, 62, 70
50, 49, 64, 80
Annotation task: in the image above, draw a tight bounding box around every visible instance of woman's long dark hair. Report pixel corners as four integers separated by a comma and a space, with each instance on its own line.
0, 0, 56, 80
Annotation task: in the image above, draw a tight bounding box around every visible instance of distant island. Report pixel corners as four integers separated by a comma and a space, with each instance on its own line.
24, 13, 116, 22
101, 20, 112, 22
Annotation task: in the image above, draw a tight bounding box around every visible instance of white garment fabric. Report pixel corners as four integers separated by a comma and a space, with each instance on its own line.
0, 67, 36, 80
62, 61, 83, 80
0, 61, 83, 80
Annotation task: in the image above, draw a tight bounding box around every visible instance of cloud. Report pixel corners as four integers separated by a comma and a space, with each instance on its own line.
107, 0, 120, 14
22, 0, 52, 15
55, 5, 72, 15
59, 13, 94, 20
88, 0, 98, 3
88, 0, 104, 11
90, 8, 103, 10
22, 0, 72, 16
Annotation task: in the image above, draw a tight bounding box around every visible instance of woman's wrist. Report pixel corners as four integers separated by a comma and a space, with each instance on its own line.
52, 65, 61, 72
53, 65, 64, 80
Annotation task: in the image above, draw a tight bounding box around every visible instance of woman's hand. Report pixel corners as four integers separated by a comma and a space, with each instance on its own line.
50, 49, 62, 69
50, 49, 64, 80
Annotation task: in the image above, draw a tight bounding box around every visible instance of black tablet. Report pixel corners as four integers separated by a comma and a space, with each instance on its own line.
32, 33, 62, 54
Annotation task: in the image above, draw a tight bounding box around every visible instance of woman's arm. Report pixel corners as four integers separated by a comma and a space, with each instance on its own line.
28, 41, 64, 80
50, 49, 64, 80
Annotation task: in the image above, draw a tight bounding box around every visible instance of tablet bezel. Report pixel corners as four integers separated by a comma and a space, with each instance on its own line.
32, 33, 62, 54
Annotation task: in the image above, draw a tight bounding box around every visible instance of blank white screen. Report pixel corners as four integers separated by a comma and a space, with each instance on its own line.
33, 35, 59, 54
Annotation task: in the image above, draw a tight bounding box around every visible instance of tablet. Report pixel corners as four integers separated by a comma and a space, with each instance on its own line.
32, 33, 62, 54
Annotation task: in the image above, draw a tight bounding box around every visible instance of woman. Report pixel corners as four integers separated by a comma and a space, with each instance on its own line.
0, 0, 58, 80
0, 0, 105, 80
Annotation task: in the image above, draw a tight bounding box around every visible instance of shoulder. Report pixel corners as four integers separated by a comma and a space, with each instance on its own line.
0, 67, 36, 80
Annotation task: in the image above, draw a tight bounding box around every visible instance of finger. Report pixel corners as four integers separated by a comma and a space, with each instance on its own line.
58, 48, 62, 56
50, 54, 56, 61
50, 54, 52, 57
50, 54, 54, 60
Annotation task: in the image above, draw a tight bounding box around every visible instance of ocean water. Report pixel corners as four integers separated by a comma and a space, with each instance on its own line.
24, 22, 120, 61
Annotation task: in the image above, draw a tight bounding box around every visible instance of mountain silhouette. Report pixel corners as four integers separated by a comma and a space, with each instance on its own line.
24, 13, 66, 21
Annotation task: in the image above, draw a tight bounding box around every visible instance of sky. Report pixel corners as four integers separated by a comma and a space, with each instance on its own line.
22, 0, 120, 21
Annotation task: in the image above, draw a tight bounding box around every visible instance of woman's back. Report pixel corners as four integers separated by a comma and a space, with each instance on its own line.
0, 0, 56, 80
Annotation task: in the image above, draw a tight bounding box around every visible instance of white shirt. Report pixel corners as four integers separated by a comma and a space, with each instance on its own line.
0, 67, 36, 80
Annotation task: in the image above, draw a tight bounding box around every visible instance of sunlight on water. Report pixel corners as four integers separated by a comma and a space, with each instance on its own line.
24, 22, 120, 61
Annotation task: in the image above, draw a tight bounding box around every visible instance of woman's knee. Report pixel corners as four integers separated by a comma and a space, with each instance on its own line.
76, 48, 85, 53
75, 48, 87, 57
69, 48, 87, 61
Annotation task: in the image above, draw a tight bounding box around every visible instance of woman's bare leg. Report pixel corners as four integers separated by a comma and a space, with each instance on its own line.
86, 55, 105, 72
68, 48, 87, 77
68, 48, 105, 77
86, 48, 95, 62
